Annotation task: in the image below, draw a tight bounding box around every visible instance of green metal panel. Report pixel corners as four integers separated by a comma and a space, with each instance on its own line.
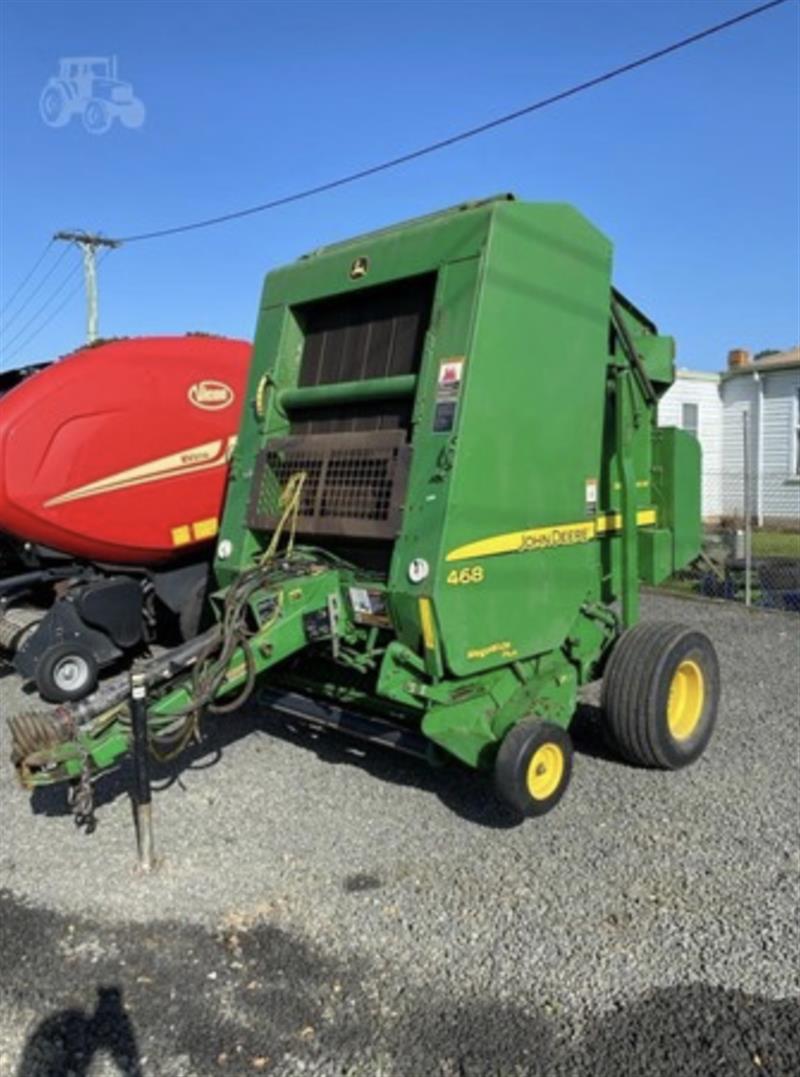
652, 427, 702, 572
639, 528, 674, 585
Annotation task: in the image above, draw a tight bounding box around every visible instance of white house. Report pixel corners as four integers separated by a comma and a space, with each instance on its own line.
658, 348, 800, 526
658, 369, 723, 519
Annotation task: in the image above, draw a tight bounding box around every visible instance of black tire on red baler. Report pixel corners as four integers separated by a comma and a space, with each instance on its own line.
35, 643, 99, 703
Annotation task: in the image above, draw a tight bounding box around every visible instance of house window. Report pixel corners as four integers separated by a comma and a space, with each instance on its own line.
682, 402, 699, 439
795, 387, 800, 476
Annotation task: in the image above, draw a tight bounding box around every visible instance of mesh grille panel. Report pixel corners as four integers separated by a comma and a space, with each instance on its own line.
248, 431, 410, 539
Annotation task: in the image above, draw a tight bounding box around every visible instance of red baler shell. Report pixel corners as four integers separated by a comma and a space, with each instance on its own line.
0, 336, 250, 564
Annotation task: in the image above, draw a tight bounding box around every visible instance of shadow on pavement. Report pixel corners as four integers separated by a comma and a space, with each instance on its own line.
16, 985, 142, 1077
5, 879, 797, 1077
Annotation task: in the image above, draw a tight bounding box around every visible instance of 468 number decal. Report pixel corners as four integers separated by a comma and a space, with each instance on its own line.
446, 565, 484, 586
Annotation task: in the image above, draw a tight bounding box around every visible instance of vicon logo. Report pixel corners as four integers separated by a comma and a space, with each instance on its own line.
188, 380, 235, 411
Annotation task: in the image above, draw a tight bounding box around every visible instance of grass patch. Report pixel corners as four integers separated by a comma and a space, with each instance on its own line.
658, 577, 699, 594
751, 531, 800, 558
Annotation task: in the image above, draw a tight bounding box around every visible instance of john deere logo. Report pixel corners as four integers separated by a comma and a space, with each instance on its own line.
188, 380, 235, 411
349, 256, 369, 279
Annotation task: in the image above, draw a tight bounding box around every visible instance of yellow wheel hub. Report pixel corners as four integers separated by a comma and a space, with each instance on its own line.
667, 659, 705, 741
526, 742, 564, 800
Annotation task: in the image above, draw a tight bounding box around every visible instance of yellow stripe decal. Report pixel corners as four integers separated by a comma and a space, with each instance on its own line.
418, 597, 437, 651
446, 509, 657, 563
595, 508, 656, 534
44, 435, 237, 509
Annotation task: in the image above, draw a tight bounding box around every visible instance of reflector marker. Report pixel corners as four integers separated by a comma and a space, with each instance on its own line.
170, 517, 220, 546
192, 517, 219, 540
418, 597, 437, 650
170, 525, 192, 547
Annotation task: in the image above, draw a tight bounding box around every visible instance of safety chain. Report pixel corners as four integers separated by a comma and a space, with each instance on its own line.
67, 759, 96, 834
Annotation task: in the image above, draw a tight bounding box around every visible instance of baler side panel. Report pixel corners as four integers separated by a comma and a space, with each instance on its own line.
436, 204, 614, 675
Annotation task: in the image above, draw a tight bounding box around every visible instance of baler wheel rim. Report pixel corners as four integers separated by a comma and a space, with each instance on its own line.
667, 659, 705, 741
526, 743, 565, 800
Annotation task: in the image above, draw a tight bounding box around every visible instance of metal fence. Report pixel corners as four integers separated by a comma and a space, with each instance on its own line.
657, 466, 800, 612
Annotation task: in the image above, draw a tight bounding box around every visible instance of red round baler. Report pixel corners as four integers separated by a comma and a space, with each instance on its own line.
0, 335, 249, 563
0, 335, 250, 702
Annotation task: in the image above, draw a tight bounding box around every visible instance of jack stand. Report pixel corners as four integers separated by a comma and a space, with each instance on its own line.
130, 666, 157, 874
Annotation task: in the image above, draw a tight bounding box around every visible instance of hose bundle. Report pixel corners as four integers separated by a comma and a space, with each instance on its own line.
146, 471, 307, 761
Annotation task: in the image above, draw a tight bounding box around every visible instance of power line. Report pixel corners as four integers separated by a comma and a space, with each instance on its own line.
0, 250, 112, 368
1, 243, 74, 334
0, 239, 55, 317
0, 251, 84, 357
114, 0, 790, 245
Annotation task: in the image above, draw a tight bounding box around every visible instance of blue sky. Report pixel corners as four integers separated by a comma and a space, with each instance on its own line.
0, 0, 797, 372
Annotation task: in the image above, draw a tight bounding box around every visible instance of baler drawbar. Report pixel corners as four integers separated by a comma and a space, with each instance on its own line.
8, 195, 720, 833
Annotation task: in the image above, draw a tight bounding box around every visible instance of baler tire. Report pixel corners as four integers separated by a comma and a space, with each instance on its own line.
494, 719, 573, 818
601, 622, 719, 770
179, 576, 208, 642
35, 643, 99, 703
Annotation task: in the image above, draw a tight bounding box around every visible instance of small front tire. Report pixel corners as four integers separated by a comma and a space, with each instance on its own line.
494, 719, 573, 817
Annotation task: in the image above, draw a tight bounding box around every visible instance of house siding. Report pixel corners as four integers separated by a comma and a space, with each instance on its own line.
658, 373, 723, 519
660, 363, 800, 526
721, 375, 755, 519
720, 367, 800, 525
760, 370, 800, 523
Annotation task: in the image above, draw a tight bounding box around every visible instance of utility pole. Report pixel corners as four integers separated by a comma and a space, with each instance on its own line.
53, 231, 120, 343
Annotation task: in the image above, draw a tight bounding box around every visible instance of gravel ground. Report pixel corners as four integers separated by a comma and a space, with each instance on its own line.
1, 593, 798, 1077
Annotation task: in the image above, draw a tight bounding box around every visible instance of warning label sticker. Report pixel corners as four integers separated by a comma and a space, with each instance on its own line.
437, 358, 464, 396
585, 477, 598, 517
433, 357, 465, 433
348, 586, 390, 626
